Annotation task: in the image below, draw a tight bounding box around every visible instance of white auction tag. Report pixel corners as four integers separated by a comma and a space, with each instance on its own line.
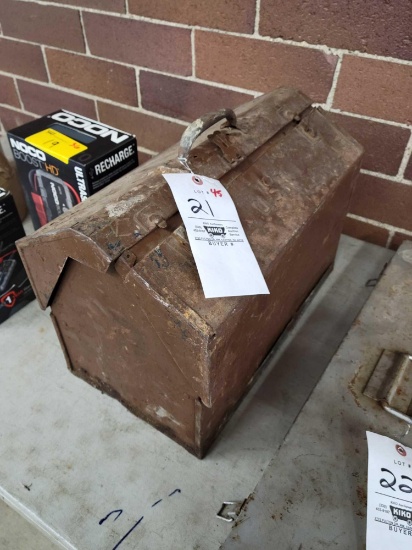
366, 431, 412, 549
163, 172, 269, 299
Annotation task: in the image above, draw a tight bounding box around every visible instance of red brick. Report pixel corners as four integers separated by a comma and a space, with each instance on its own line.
35, 0, 125, 11
0, 38, 47, 81
389, 232, 412, 250
195, 31, 337, 102
138, 151, 155, 164
327, 112, 410, 176
97, 101, 185, 152
0, 0, 85, 52
129, 0, 255, 33
140, 71, 253, 122
0, 106, 34, 130
83, 13, 191, 76
342, 216, 389, 248
334, 57, 412, 125
349, 173, 412, 232
404, 155, 412, 181
260, 0, 411, 60
0, 75, 20, 108
46, 50, 138, 106
18, 80, 97, 118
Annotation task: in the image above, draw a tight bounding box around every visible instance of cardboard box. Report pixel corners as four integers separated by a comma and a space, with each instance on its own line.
8, 110, 138, 229
0, 188, 34, 323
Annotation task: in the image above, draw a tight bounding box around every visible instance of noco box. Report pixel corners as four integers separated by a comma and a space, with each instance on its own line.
0, 188, 34, 323
8, 110, 138, 229
18, 89, 363, 457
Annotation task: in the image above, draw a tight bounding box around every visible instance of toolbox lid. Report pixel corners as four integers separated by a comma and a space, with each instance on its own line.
17, 88, 313, 311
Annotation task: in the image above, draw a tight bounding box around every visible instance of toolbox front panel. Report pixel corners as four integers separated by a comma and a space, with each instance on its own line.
207, 176, 361, 403
199, 171, 358, 453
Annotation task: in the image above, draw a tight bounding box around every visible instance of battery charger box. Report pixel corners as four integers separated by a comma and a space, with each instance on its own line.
7, 110, 138, 229
0, 188, 34, 323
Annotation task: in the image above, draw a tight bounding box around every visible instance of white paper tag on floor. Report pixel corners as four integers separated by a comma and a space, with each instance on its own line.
366, 431, 412, 549
163, 172, 269, 298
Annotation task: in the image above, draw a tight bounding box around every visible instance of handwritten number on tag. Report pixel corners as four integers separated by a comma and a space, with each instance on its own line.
399, 475, 412, 493
380, 468, 412, 493
188, 198, 214, 217
163, 172, 270, 297
380, 468, 396, 491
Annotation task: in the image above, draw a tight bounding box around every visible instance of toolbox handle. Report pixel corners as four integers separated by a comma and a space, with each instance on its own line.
178, 109, 237, 171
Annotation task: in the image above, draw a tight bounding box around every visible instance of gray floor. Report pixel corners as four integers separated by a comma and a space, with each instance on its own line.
222, 242, 412, 549
0, 236, 393, 549
0, 499, 57, 549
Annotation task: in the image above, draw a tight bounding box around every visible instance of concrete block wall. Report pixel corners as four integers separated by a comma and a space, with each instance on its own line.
0, 0, 411, 249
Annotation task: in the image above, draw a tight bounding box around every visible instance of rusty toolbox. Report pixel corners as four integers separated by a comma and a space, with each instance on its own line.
17, 88, 363, 457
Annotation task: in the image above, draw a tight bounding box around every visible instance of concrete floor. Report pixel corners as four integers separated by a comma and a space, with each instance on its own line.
0, 499, 57, 549
222, 242, 412, 549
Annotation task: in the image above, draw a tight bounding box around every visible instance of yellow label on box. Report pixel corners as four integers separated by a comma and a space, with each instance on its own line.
25, 128, 87, 164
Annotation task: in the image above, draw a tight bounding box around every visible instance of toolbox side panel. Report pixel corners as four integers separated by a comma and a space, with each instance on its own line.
51, 260, 199, 453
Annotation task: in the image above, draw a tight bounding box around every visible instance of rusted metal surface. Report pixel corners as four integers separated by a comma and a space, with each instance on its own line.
364, 350, 412, 423
222, 242, 412, 549
178, 108, 237, 169
17, 88, 363, 457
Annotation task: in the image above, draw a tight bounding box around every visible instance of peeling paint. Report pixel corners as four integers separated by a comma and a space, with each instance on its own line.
105, 195, 146, 218
147, 406, 183, 428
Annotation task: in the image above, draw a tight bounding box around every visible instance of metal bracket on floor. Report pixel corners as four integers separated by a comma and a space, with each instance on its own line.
216, 500, 246, 522
364, 350, 412, 435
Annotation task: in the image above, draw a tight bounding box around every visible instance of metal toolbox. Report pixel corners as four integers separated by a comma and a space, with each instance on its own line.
17, 88, 363, 457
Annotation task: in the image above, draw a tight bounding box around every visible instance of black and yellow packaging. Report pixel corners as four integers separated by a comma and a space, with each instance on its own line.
8, 110, 138, 229
0, 188, 34, 323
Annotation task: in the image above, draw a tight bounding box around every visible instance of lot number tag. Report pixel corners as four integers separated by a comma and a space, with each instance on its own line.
163, 172, 269, 299
367, 431, 412, 549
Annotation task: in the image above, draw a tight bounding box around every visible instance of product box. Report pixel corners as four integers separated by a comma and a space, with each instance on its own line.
7, 110, 138, 229
0, 188, 34, 323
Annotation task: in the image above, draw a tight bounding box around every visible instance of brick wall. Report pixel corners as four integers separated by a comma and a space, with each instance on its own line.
0, 0, 411, 249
